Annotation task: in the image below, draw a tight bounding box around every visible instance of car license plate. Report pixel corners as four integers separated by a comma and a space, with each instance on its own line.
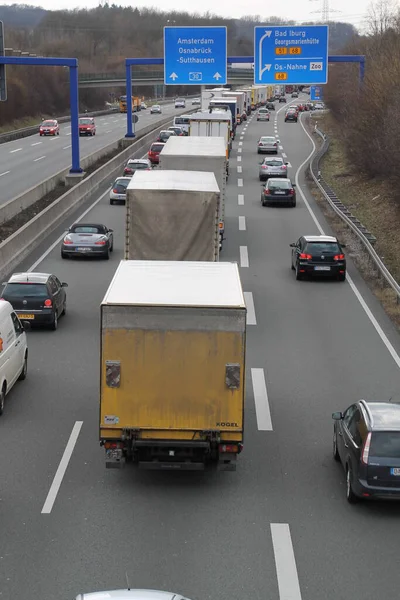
390, 468, 400, 476
18, 314, 34, 319
77, 247, 91, 252
315, 266, 331, 271
275, 191, 285, 194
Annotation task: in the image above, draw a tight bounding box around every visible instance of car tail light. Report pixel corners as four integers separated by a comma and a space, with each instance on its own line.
219, 444, 239, 453
334, 254, 345, 261
44, 299, 52, 307
95, 240, 106, 246
63, 237, 73, 244
282, 165, 287, 169
273, 142, 277, 147
362, 432, 372, 464
262, 165, 267, 169
289, 188, 294, 195
299, 253, 312, 260
258, 142, 263, 146
112, 188, 119, 193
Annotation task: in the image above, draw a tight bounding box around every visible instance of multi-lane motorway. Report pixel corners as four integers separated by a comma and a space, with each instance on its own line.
0, 103, 180, 204
1, 95, 400, 600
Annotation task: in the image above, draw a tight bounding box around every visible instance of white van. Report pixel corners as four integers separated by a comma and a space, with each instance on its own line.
173, 115, 192, 134
0, 300, 29, 415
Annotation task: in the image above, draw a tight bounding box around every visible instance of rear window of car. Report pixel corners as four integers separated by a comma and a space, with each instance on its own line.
268, 180, 290, 189
175, 117, 190, 125
71, 226, 104, 234
151, 144, 164, 152
370, 432, 400, 458
305, 242, 341, 253
114, 183, 128, 193
3, 283, 48, 298
261, 137, 275, 143
265, 159, 283, 166
127, 162, 148, 169
42, 121, 56, 127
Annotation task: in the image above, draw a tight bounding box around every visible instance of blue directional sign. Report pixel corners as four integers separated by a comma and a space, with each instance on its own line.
310, 85, 323, 101
164, 26, 227, 85
254, 25, 329, 85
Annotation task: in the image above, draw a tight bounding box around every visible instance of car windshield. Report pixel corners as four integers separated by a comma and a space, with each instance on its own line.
265, 159, 283, 166
71, 226, 104, 234
305, 242, 340, 253
261, 137, 275, 143
79, 118, 93, 125
268, 180, 291, 189
42, 121, 56, 127
370, 432, 400, 458
2, 283, 48, 298
153, 105, 160, 109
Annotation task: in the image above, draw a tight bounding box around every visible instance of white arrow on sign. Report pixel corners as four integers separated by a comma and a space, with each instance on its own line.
258, 30, 273, 81
213, 72, 222, 80
169, 72, 178, 81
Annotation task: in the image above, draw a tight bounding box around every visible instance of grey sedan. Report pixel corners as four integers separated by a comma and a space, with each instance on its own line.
61, 223, 114, 260
259, 156, 288, 181
257, 135, 279, 154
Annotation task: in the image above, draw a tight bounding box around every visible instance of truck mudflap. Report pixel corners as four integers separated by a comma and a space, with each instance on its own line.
218, 453, 237, 472
105, 447, 126, 469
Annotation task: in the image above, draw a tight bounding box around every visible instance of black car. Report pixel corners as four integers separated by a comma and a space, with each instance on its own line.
285, 110, 298, 123
266, 102, 275, 111
279, 96, 287, 103
261, 178, 296, 207
333, 400, 400, 502
290, 235, 346, 281
1, 272, 68, 330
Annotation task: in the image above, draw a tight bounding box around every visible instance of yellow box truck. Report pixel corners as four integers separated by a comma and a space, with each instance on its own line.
100, 260, 246, 471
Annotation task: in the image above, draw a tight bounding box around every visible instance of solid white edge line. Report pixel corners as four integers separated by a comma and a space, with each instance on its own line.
240, 245, 249, 267
41, 421, 83, 514
251, 368, 273, 431
271, 523, 302, 600
28, 187, 111, 271
238, 216, 246, 231
244, 291, 256, 325
298, 114, 400, 369
238, 194, 244, 205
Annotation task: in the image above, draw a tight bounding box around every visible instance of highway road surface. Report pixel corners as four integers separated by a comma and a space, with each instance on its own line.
0, 94, 400, 600
0, 102, 182, 204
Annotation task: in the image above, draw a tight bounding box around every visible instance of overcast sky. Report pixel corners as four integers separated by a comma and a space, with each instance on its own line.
4, 0, 372, 31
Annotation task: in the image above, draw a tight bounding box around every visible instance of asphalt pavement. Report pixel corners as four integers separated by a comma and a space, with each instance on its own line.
0, 94, 400, 600
0, 102, 181, 204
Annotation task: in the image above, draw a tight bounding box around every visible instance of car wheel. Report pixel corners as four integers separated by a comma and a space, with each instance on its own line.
338, 273, 346, 282
257, 150, 261, 154
261, 196, 266, 207
110, 199, 114, 205
295, 262, 303, 280
57, 131, 60, 135
104, 248, 110, 260
333, 430, 340, 461
291, 200, 296, 207
61, 300, 66, 316
0, 385, 5, 416
110, 242, 114, 253
50, 311, 58, 331
346, 465, 358, 503
61, 251, 68, 259
18, 353, 28, 381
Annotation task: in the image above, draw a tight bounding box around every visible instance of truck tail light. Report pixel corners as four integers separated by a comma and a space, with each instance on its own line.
219, 444, 239, 453
104, 441, 123, 450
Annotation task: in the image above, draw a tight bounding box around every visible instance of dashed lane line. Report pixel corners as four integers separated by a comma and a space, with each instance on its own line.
244, 292, 256, 325
237, 166, 242, 173
238, 178, 243, 187
238, 216, 246, 231
271, 524, 302, 600
34, 156, 46, 162
238, 194, 244, 205
251, 368, 273, 431
240, 245, 249, 267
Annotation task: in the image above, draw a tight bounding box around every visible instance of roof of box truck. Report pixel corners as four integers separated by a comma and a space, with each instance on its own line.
161, 136, 226, 157
126, 169, 219, 192
102, 261, 246, 308
189, 111, 231, 122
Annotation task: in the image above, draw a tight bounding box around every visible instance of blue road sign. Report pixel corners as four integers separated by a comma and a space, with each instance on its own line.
310, 85, 323, 101
254, 25, 329, 85
164, 26, 227, 85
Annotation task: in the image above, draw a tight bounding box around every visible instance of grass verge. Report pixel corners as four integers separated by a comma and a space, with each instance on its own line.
0, 115, 50, 134
305, 112, 400, 331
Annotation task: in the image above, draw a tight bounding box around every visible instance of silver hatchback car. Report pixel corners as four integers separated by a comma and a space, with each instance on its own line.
259, 156, 288, 181
257, 135, 279, 154
76, 589, 193, 600
257, 108, 270, 121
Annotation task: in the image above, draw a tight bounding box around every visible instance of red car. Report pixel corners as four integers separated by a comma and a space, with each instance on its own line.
79, 117, 96, 136
39, 119, 59, 136
148, 142, 165, 164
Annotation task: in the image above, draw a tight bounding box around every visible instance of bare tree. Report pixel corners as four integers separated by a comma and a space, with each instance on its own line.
366, 0, 396, 36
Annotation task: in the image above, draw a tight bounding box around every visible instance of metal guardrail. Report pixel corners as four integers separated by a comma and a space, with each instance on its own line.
310, 122, 400, 303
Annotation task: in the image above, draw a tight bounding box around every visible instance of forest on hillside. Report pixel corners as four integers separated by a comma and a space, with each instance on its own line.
0, 3, 357, 126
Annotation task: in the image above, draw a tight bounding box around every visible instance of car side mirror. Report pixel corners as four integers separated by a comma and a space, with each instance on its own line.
289, 243, 295, 247
22, 320, 31, 331
285, 162, 289, 165
61, 282, 68, 287
332, 411, 343, 420
292, 183, 296, 187
108, 229, 113, 232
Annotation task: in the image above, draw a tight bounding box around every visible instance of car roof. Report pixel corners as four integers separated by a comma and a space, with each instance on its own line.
70, 223, 105, 228
127, 159, 149, 164
76, 590, 189, 600
268, 178, 291, 183
303, 235, 338, 242
363, 402, 400, 431
8, 272, 50, 284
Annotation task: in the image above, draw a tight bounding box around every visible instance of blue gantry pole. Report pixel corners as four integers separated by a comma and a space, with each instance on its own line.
69, 64, 82, 174
125, 62, 134, 138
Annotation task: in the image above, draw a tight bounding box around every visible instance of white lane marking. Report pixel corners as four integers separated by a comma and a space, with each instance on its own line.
63, 145, 72, 150
106, 130, 112, 133
244, 291, 256, 325
275, 134, 279, 138
50, 137, 59, 141
237, 166, 242, 173
251, 368, 273, 431
239, 141, 243, 146
66, 132, 71, 136
28, 187, 111, 271
287, 162, 292, 168
237, 156, 242, 162
34, 156, 46, 162
0, 170, 10, 177
103, 122, 109, 125
238, 216, 246, 231
31, 142, 42, 146
238, 148, 242, 153
282, 152, 287, 158
41, 421, 83, 514
271, 524, 302, 600
240, 245, 249, 267
238, 194, 244, 205
298, 114, 400, 370
279, 145, 283, 150
10, 147, 22, 153
238, 178, 243, 187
